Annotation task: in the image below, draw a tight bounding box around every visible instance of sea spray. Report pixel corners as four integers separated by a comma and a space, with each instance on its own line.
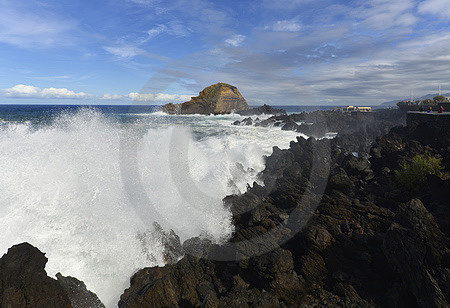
0, 108, 302, 306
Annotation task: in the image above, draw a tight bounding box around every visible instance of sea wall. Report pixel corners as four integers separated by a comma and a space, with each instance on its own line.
407, 111, 450, 136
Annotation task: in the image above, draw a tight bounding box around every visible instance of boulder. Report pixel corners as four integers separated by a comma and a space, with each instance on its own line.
0, 243, 72, 308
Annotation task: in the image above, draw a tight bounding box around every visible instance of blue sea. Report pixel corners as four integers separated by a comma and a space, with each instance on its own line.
0, 104, 340, 123
0, 104, 337, 305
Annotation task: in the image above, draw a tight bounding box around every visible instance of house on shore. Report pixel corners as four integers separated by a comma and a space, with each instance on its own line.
343, 106, 372, 113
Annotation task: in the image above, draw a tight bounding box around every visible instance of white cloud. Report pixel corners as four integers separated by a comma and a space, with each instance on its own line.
3, 84, 91, 99
3, 86, 191, 102
4, 84, 40, 96
418, 0, 450, 19
267, 20, 302, 32
128, 92, 191, 102
145, 21, 192, 40
103, 45, 145, 58
105, 20, 191, 61
0, 1, 76, 48
147, 25, 167, 39
225, 34, 246, 47
100, 94, 126, 100
357, 0, 417, 30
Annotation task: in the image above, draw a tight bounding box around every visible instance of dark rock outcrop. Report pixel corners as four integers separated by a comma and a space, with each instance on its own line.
0, 243, 72, 307
383, 199, 448, 307
163, 83, 249, 115
56, 273, 105, 308
0, 242, 105, 308
237, 104, 286, 116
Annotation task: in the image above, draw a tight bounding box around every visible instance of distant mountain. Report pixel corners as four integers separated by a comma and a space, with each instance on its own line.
381, 93, 450, 106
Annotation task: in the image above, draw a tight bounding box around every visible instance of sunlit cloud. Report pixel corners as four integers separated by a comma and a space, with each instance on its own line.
103, 45, 145, 58
3, 85, 91, 99
99, 94, 126, 100
225, 35, 245, 47
418, 0, 450, 19
266, 20, 302, 32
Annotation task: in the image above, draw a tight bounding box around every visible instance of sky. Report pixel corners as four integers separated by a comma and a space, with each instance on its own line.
0, 0, 449, 106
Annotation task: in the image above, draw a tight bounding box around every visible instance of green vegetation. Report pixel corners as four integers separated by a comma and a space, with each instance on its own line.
420, 98, 436, 106
396, 101, 404, 107
394, 155, 448, 192
396, 97, 444, 108
433, 95, 446, 103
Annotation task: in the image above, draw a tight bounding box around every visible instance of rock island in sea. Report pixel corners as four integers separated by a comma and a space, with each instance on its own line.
162, 82, 249, 115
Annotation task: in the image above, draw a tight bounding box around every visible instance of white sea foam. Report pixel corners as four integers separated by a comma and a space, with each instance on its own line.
0, 109, 302, 306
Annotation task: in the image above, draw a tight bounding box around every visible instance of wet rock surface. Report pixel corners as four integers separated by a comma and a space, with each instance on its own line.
0, 242, 105, 308
120, 111, 448, 307
0, 243, 72, 308
56, 273, 105, 308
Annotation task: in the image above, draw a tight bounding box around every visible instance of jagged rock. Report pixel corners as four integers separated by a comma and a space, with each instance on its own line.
163, 83, 249, 115
56, 273, 105, 308
137, 222, 184, 264
237, 104, 286, 116
343, 155, 374, 180
182, 237, 213, 258
239, 117, 253, 126
327, 167, 355, 194
0, 243, 72, 308
281, 119, 298, 131
383, 199, 449, 307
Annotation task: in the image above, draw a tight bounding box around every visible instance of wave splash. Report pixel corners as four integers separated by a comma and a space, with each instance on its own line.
0, 108, 300, 306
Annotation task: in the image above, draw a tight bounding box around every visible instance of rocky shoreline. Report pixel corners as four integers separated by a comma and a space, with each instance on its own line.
1, 109, 448, 307
233, 109, 406, 154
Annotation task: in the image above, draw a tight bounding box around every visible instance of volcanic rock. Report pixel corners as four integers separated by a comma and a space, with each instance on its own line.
383, 199, 448, 307
163, 83, 249, 115
56, 273, 105, 308
0, 243, 72, 307
237, 104, 286, 116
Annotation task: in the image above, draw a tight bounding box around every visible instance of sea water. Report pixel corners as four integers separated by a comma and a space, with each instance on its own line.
0, 105, 310, 306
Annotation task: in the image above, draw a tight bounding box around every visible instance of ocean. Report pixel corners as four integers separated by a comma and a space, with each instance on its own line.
0, 104, 335, 306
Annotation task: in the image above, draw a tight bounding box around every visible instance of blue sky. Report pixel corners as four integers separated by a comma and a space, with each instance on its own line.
0, 0, 449, 105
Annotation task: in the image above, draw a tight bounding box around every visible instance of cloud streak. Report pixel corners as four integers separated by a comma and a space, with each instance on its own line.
100, 92, 192, 102
0, 1, 76, 48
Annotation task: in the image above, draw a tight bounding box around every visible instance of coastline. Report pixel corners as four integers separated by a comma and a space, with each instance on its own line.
1, 108, 448, 307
